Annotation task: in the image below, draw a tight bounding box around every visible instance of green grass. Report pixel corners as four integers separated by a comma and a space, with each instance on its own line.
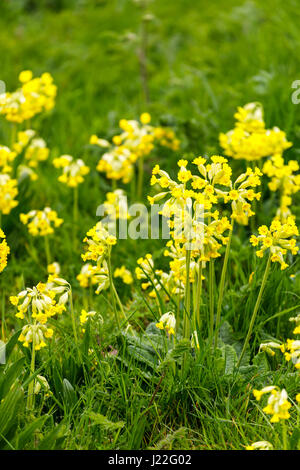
0, 0, 299, 450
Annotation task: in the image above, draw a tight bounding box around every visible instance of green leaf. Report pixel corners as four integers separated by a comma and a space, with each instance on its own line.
14, 415, 48, 450
253, 352, 270, 372
289, 428, 300, 450
0, 384, 23, 444
62, 378, 77, 408
37, 423, 68, 450
88, 412, 125, 431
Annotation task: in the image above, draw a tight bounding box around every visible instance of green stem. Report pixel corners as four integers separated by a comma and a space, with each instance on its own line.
183, 249, 191, 340
27, 334, 36, 410
194, 261, 202, 331
208, 260, 215, 341
107, 253, 121, 331
237, 254, 271, 368
69, 290, 78, 345
282, 423, 288, 450
215, 222, 234, 348
73, 185, 78, 250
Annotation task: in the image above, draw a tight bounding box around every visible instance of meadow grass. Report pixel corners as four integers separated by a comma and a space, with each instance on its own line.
0, 0, 299, 450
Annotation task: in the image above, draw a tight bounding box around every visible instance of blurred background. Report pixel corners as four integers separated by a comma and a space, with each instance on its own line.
1, 0, 300, 157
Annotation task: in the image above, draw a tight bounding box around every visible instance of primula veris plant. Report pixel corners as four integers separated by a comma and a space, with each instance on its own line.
0, 229, 9, 273
219, 102, 292, 162
0, 70, 57, 123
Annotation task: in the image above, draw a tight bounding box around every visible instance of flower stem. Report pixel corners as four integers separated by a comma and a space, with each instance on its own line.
282, 423, 288, 450
27, 335, 36, 410
194, 260, 202, 331
237, 254, 271, 368
73, 185, 78, 250
183, 248, 191, 340
108, 253, 121, 331
69, 289, 78, 345
215, 222, 234, 348
208, 260, 215, 341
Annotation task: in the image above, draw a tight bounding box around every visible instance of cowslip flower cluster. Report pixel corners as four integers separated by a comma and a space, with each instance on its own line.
215, 167, 262, 225
90, 113, 179, 183
135, 252, 185, 301
219, 102, 292, 161
263, 155, 300, 221
280, 339, 300, 370
53, 155, 90, 187
103, 189, 129, 219
81, 222, 116, 263
97, 145, 135, 183
10, 277, 70, 350
253, 386, 291, 423
115, 113, 179, 156
0, 146, 17, 173
149, 157, 261, 227
80, 309, 96, 332
0, 174, 18, 214
14, 129, 50, 168
0, 229, 10, 273
250, 218, 299, 270
77, 262, 109, 294
0, 71, 57, 123
114, 265, 133, 284
20, 207, 63, 236
156, 312, 176, 336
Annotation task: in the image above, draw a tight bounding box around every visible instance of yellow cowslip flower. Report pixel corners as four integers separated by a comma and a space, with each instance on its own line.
0, 229, 10, 273
18, 323, 54, 350
82, 222, 116, 264
118, 115, 155, 158
0, 146, 17, 173
0, 174, 18, 214
140, 112, 151, 124
77, 262, 109, 294
155, 312, 176, 336
11, 277, 69, 350
0, 71, 57, 123
13, 129, 50, 171
250, 217, 299, 270
135, 252, 185, 300
47, 262, 60, 276
10, 278, 69, 322
281, 339, 300, 369
80, 309, 96, 328
19, 70, 33, 83
103, 189, 129, 220
263, 154, 300, 222
135, 254, 154, 280
253, 386, 292, 423
20, 207, 63, 237
114, 265, 133, 284
259, 341, 282, 356
53, 155, 90, 187
91, 115, 179, 183
219, 102, 292, 162
215, 167, 262, 225
246, 441, 273, 451
153, 127, 180, 151
96, 145, 135, 183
